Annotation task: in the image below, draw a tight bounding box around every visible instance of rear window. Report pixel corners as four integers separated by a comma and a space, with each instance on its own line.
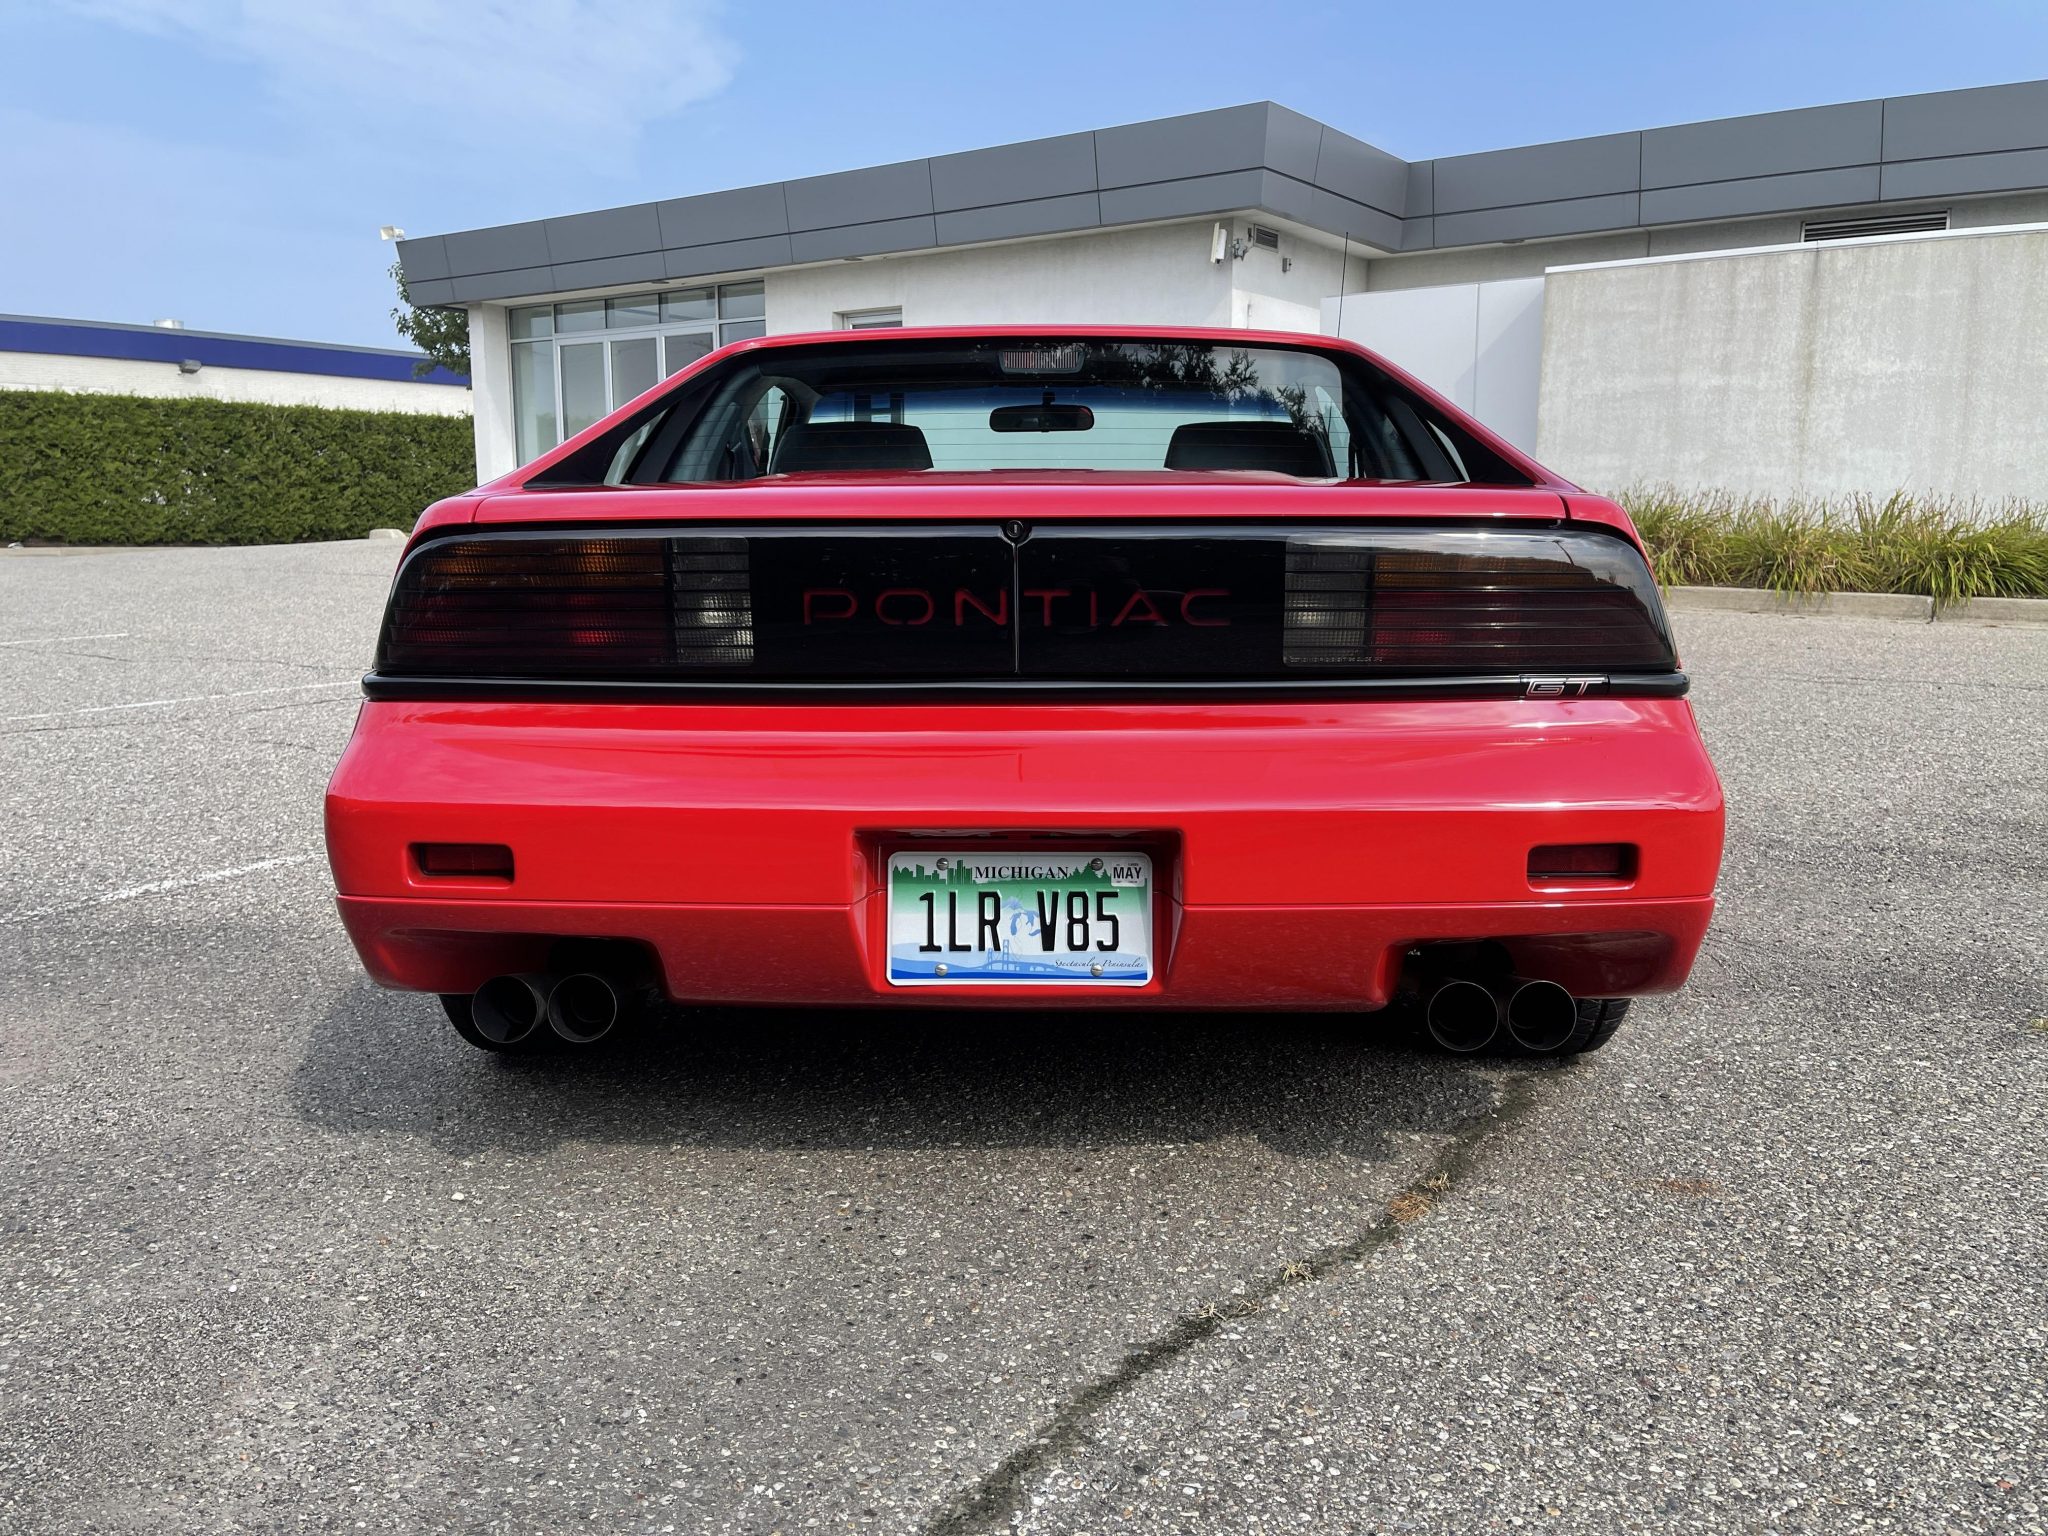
547, 338, 1531, 487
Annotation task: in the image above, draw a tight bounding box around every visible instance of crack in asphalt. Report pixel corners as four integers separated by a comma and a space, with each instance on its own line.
920, 1069, 1545, 1535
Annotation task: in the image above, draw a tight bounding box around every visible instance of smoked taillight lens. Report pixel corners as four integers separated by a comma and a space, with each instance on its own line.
1284, 530, 1675, 673
379, 537, 749, 676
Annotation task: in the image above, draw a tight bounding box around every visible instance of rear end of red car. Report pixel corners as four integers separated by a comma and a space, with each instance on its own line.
325, 329, 1722, 1055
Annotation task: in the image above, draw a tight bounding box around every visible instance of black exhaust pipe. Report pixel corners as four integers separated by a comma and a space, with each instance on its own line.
1424, 978, 1501, 1054
1504, 978, 1578, 1053
472, 973, 552, 1047
546, 972, 624, 1045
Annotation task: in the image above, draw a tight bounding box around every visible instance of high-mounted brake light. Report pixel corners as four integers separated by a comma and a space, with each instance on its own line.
997, 344, 1086, 374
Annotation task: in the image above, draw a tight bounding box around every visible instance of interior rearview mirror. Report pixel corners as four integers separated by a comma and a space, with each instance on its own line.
989, 402, 1095, 433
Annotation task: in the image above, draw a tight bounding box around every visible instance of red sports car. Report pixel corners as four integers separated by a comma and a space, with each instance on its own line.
325, 327, 1723, 1056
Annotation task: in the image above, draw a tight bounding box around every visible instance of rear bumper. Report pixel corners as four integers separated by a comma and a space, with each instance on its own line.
325, 697, 1724, 1009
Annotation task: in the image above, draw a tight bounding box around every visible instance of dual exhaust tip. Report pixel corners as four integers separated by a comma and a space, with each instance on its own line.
471, 971, 630, 1048
1425, 976, 1577, 1054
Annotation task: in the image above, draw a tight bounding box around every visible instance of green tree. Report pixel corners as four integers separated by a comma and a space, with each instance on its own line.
390, 260, 470, 379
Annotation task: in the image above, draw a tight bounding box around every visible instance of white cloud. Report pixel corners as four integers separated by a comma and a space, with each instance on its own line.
57, 0, 738, 146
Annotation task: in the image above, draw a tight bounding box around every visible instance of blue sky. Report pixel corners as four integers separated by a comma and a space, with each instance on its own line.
3, 1, 2044, 349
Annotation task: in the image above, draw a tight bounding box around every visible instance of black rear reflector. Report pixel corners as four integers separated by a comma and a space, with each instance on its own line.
412, 842, 515, 880
375, 524, 1677, 685
1528, 843, 1637, 881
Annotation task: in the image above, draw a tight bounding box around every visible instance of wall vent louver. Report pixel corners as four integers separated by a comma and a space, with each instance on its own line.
1802, 210, 1949, 243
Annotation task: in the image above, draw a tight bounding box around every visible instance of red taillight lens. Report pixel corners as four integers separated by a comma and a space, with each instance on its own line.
412, 842, 515, 880
1284, 531, 1674, 673
1528, 843, 1637, 882
379, 537, 753, 676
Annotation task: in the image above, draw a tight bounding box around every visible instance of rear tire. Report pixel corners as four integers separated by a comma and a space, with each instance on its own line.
439, 992, 548, 1054
1545, 997, 1631, 1055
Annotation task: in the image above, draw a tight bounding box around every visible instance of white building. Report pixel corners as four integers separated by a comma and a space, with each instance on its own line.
0, 314, 471, 417
399, 81, 2048, 500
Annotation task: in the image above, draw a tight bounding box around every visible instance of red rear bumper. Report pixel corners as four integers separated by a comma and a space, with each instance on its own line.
325, 697, 1723, 1009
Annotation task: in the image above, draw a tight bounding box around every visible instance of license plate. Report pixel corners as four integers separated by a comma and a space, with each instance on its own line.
885, 851, 1154, 986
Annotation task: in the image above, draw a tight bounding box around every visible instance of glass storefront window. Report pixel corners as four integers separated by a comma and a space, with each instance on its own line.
610, 336, 659, 405
662, 287, 715, 325
664, 331, 713, 376
718, 280, 765, 321
607, 295, 659, 328
559, 341, 608, 437
511, 340, 556, 464
508, 280, 775, 462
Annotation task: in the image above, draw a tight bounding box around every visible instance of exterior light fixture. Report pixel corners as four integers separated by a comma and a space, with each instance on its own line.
177, 359, 202, 374
1209, 223, 1247, 262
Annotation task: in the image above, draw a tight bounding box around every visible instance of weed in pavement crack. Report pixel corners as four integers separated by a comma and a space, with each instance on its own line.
921, 1068, 1545, 1534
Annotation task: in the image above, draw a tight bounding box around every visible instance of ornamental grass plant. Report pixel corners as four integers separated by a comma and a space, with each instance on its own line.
1618, 488, 2048, 609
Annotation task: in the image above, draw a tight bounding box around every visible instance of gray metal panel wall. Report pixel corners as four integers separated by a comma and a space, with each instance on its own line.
1433, 132, 1641, 215
783, 159, 933, 231
544, 204, 662, 265
929, 132, 1097, 211
935, 192, 1103, 246
656, 184, 790, 249
394, 236, 450, 283
403, 82, 2048, 305
1642, 100, 1883, 187
1641, 166, 1882, 225
1093, 104, 1271, 187
1881, 79, 2048, 160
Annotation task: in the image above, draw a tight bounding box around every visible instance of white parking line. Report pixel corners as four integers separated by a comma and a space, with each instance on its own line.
0, 853, 320, 927
0, 679, 360, 724
0, 632, 132, 647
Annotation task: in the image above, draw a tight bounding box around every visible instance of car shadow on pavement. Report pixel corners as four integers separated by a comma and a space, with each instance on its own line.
289, 981, 1514, 1164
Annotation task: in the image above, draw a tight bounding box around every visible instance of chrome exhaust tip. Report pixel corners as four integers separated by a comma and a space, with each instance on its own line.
1505, 978, 1578, 1053
546, 972, 622, 1045
1425, 978, 1501, 1054
472, 973, 552, 1047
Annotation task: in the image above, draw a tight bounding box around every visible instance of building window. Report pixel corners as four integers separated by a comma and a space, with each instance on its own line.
839, 307, 903, 330
505, 279, 768, 461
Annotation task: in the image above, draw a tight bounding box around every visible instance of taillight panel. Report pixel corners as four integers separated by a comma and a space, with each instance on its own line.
1285, 532, 1675, 672
373, 523, 1679, 689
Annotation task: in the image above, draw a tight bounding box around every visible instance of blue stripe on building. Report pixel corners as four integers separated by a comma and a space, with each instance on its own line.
0, 316, 468, 387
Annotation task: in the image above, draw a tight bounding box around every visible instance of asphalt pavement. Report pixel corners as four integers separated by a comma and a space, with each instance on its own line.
1, 541, 2042, 1534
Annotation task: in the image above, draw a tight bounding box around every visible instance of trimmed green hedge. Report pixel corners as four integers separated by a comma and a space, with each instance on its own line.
0, 389, 477, 545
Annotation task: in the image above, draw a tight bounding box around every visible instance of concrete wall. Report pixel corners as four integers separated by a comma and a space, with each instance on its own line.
767, 218, 1352, 335
769, 221, 1263, 333
1320, 277, 1545, 452
1535, 224, 2048, 500
0, 349, 472, 416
